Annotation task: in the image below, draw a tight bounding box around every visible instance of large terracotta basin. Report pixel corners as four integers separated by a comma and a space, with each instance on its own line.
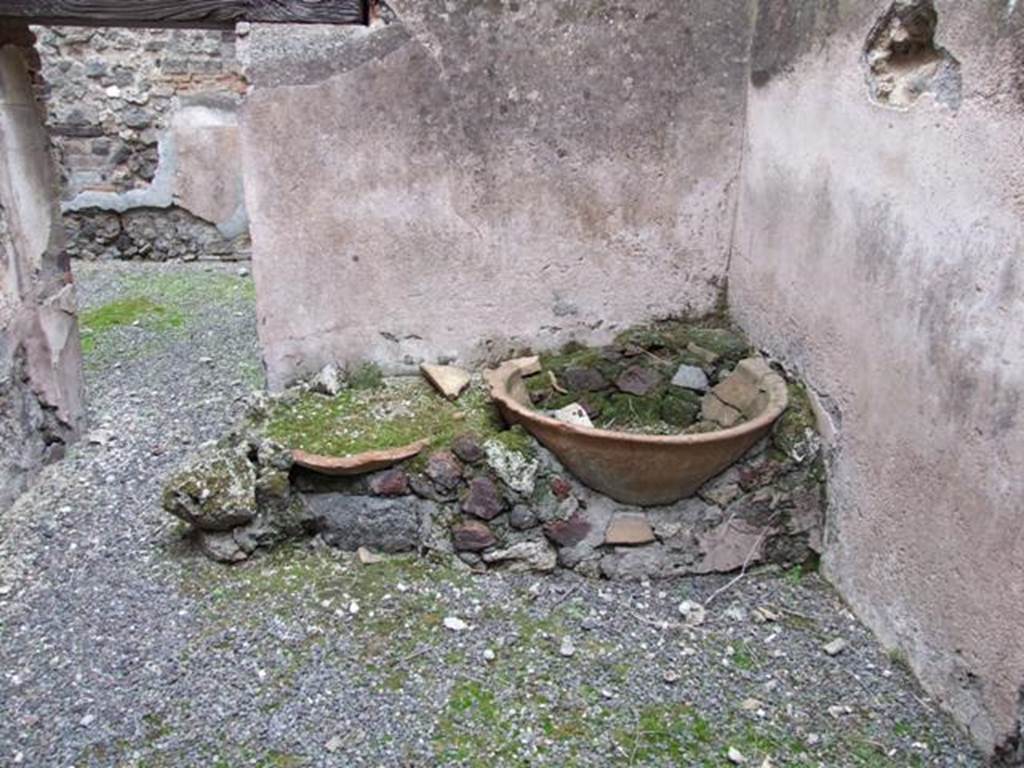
485, 359, 789, 506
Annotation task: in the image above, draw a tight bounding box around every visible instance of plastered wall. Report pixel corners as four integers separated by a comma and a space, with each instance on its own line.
240, 0, 754, 389
732, 1, 1024, 758
0, 24, 84, 510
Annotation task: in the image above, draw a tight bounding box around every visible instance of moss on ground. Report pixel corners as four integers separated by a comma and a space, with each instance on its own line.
120, 269, 256, 305
79, 297, 183, 353
164, 549, 950, 768
79, 268, 255, 363
262, 378, 506, 458
178, 544, 478, 665
348, 361, 384, 390
431, 654, 927, 768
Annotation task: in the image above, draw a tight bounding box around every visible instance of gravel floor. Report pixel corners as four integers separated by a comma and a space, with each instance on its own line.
0, 261, 985, 767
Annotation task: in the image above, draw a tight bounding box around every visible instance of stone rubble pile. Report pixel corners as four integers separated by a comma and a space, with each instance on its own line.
164, 341, 826, 580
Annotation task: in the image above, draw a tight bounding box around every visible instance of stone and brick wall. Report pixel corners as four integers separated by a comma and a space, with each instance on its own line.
30, 26, 250, 262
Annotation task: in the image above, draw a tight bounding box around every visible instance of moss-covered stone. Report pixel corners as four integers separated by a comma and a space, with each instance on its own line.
484, 428, 540, 496
489, 424, 535, 459
162, 444, 257, 531
686, 327, 752, 365
660, 390, 701, 427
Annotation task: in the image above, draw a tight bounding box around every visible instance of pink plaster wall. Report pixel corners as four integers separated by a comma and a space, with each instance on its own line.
731, 2, 1024, 756
241, 0, 754, 389
0, 25, 84, 509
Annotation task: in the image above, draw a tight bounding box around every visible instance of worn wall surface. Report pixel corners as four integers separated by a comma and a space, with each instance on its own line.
732, 0, 1024, 758
31, 26, 249, 261
0, 24, 84, 510
241, 0, 754, 389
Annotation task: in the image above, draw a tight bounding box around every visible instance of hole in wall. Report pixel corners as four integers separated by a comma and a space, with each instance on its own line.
864, 0, 962, 110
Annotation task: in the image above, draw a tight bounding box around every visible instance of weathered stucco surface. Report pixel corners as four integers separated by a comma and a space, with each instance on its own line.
63, 99, 249, 242
0, 24, 84, 510
732, 1, 1024, 758
241, 0, 754, 389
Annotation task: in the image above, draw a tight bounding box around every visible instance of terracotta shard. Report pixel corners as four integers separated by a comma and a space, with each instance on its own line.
506, 355, 542, 377
292, 439, 429, 477
605, 514, 656, 545
420, 363, 471, 400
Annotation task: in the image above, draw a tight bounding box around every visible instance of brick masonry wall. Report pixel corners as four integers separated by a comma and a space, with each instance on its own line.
30, 26, 250, 261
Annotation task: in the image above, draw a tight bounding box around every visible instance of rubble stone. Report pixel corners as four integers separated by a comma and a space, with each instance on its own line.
461, 477, 505, 521
452, 520, 496, 552
162, 444, 257, 532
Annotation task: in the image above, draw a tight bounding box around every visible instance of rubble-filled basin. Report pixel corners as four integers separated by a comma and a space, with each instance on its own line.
485, 358, 789, 506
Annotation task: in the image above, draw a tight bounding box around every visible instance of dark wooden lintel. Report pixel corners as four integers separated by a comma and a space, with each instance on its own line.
0, 1, 370, 29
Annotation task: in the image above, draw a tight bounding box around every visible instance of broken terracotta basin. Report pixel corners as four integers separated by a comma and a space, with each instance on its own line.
485, 360, 788, 506
291, 438, 429, 477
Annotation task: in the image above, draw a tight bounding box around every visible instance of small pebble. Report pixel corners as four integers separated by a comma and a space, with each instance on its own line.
678, 599, 706, 627
728, 746, 747, 764
724, 605, 748, 622
823, 638, 848, 656
444, 616, 468, 632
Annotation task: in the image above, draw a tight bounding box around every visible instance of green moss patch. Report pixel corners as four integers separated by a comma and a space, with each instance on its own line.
263, 378, 505, 459
80, 297, 184, 354
348, 362, 384, 390
78, 267, 255, 363
120, 269, 255, 305
488, 424, 536, 459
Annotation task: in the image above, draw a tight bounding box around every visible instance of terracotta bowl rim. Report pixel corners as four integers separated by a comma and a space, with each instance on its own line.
290, 437, 429, 470
485, 360, 789, 446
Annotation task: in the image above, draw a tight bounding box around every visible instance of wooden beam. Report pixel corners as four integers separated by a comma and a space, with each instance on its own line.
0, 0, 369, 29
